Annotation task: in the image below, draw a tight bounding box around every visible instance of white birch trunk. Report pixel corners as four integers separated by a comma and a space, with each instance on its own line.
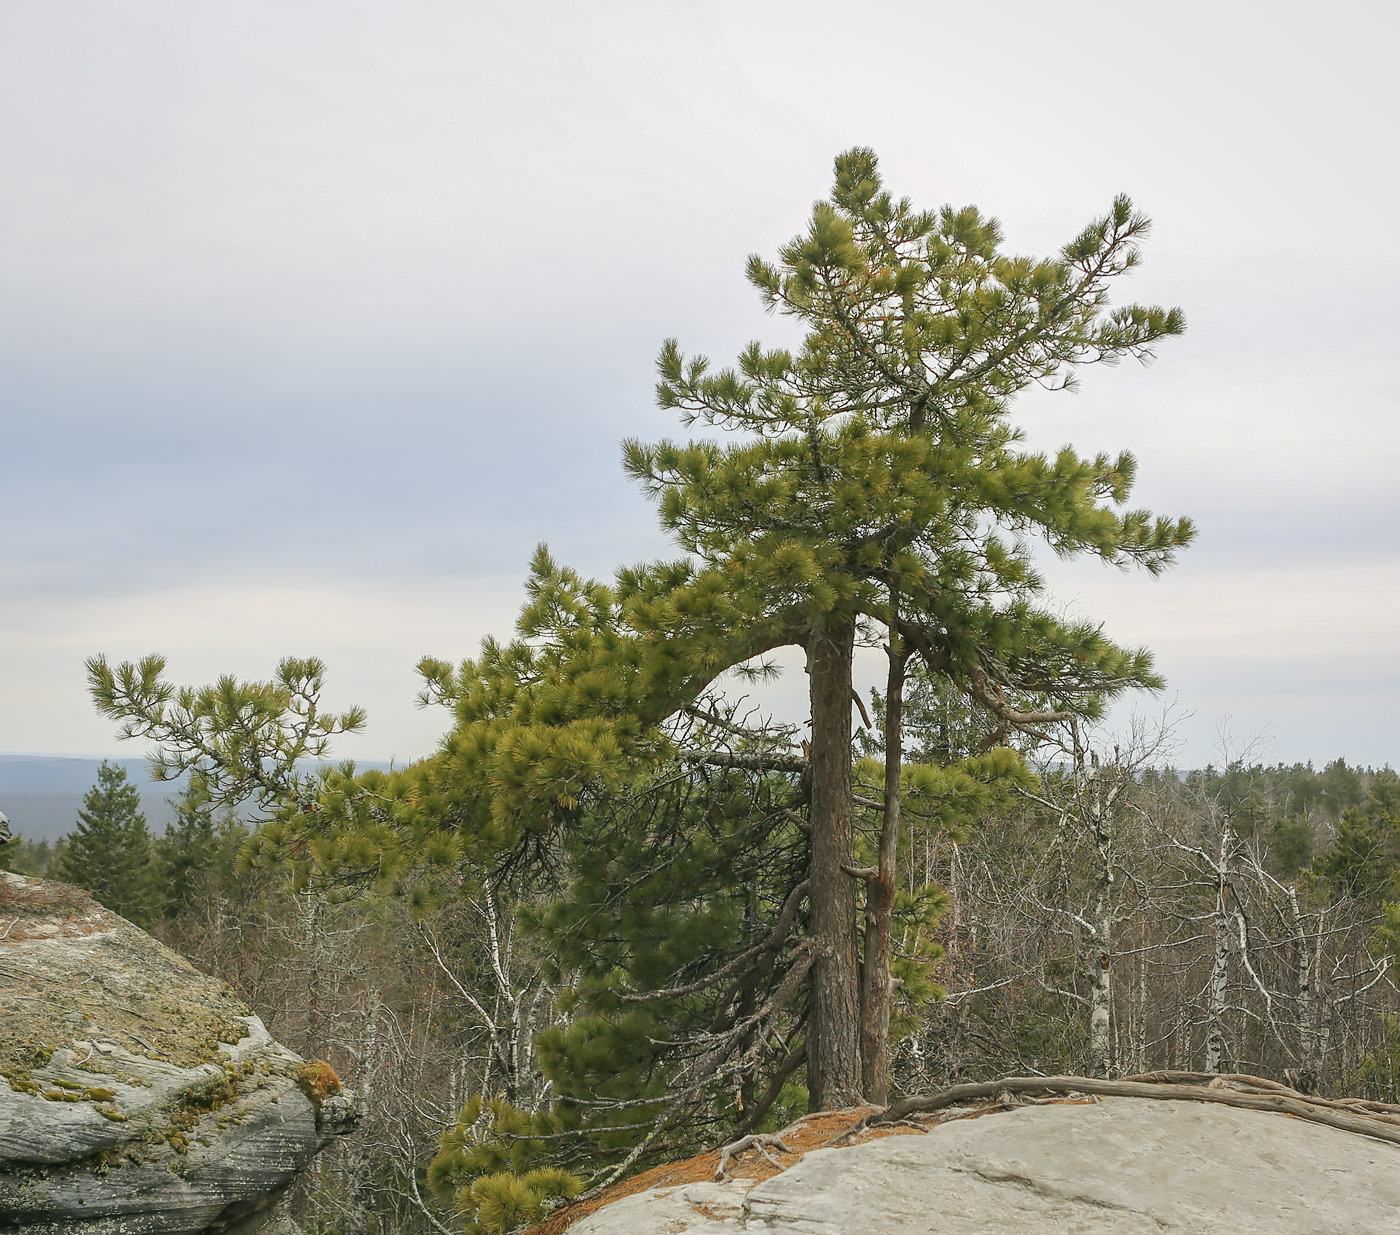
1204, 822, 1233, 1074
1285, 882, 1320, 1083
1089, 870, 1113, 1078
1133, 950, 1148, 1075
1083, 750, 1116, 1079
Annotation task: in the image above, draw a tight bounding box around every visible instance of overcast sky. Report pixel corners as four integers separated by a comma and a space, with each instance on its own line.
2, 0, 1396, 769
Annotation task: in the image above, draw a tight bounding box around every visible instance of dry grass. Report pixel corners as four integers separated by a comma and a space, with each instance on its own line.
0, 871, 94, 929
523, 1106, 925, 1235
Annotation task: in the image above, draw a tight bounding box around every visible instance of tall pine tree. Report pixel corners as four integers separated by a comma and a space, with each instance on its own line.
89, 150, 1194, 1128
604, 148, 1192, 1103
369, 149, 1193, 1110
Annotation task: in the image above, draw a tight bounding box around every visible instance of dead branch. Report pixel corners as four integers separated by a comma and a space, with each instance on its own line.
874, 1072, 1400, 1147
682, 750, 808, 773
714, 1133, 793, 1181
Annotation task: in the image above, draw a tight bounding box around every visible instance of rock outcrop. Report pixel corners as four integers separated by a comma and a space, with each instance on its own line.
560, 1095, 1400, 1233
0, 872, 357, 1234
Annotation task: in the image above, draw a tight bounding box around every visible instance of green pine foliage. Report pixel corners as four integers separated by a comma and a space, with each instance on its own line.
529, 763, 806, 1118
419, 759, 815, 1207
87, 654, 366, 816
57, 761, 158, 928
428, 1097, 584, 1234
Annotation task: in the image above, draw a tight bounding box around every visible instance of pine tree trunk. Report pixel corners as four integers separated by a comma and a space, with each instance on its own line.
806, 614, 864, 1110
860, 591, 906, 1104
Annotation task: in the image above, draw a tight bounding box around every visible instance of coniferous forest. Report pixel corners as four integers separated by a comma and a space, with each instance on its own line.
7, 151, 1400, 1235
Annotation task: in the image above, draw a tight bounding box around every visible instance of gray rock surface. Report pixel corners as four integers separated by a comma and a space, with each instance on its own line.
568, 1180, 752, 1233
0, 872, 357, 1234
569, 1097, 1400, 1233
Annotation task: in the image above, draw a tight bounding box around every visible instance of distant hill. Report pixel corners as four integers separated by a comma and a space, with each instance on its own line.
0, 756, 184, 841
0, 754, 396, 842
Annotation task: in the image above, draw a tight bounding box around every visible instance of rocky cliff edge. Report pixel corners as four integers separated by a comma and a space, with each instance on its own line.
0, 872, 357, 1235
533, 1078, 1400, 1234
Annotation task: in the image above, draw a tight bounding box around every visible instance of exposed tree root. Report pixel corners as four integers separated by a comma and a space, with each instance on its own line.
714, 1133, 793, 1181
856, 1071, 1400, 1149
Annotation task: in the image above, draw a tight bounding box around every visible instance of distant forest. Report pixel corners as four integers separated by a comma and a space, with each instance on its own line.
0, 754, 396, 841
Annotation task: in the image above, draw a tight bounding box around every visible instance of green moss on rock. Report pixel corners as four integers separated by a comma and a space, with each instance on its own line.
0, 872, 255, 1087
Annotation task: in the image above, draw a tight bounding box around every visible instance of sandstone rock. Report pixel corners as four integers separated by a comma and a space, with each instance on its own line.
568, 1097, 1400, 1233
0, 872, 357, 1234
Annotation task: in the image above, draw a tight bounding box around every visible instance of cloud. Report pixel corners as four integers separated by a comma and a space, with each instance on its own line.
0, 573, 531, 760
1, 0, 1396, 767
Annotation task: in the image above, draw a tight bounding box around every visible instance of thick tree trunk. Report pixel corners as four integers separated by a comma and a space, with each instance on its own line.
806, 614, 863, 1110
860, 591, 906, 1104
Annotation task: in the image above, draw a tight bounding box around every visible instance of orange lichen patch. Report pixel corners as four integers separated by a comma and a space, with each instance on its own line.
524, 1107, 926, 1235
297, 1061, 342, 1108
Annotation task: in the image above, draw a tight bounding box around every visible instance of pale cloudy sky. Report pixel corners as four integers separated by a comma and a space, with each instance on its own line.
2, 0, 1396, 768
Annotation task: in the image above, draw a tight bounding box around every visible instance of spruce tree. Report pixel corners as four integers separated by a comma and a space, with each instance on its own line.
154, 776, 248, 918
57, 761, 158, 928
1310, 771, 1400, 906
4, 837, 56, 878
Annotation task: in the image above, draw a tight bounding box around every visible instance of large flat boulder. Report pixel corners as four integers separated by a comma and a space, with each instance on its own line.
567, 1097, 1400, 1233
0, 872, 357, 1234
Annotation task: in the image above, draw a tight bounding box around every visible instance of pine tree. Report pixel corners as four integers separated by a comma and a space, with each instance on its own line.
613, 149, 1192, 1103
58, 761, 158, 928
1310, 770, 1400, 906
409, 150, 1193, 1110
87, 149, 1194, 1134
